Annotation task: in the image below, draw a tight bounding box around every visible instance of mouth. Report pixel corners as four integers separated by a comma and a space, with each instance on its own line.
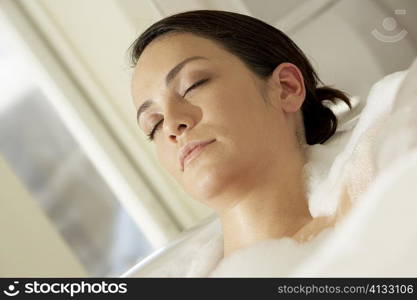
180, 139, 216, 171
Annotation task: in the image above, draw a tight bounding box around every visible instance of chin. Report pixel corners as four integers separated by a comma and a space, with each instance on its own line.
184, 163, 229, 202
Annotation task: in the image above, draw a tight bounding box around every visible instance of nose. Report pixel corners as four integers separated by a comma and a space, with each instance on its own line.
162, 102, 195, 142
168, 123, 188, 142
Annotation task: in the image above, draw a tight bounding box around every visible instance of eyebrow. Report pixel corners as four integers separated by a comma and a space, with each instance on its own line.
136, 56, 209, 123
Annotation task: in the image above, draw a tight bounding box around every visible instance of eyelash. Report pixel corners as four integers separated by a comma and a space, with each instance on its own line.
146, 78, 209, 142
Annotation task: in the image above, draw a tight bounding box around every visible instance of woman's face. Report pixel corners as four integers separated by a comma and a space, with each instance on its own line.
132, 33, 305, 209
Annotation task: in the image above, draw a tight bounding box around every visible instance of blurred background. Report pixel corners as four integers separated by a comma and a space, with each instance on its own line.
0, 0, 416, 277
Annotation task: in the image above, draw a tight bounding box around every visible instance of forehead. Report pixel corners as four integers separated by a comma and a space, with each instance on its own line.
131, 33, 234, 105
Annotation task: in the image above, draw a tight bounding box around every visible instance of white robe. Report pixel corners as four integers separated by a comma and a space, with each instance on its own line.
122, 57, 417, 277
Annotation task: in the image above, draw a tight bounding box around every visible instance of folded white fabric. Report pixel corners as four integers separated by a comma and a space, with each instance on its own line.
122, 57, 417, 277
304, 66, 413, 218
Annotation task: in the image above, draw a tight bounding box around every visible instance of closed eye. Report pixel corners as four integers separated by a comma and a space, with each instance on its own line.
183, 78, 209, 97
147, 118, 163, 142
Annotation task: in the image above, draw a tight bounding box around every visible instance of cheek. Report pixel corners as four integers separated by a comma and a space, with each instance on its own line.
156, 145, 178, 175
206, 87, 259, 126
223, 98, 268, 139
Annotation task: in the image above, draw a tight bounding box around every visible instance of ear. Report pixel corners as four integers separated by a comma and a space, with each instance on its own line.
268, 62, 306, 113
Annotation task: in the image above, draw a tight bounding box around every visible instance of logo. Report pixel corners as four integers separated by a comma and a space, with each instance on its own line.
3, 281, 20, 297
372, 9, 408, 43
2, 280, 128, 297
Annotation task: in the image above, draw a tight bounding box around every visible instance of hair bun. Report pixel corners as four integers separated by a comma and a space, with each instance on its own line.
302, 86, 352, 144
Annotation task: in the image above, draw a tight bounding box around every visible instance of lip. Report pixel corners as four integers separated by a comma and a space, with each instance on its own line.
179, 139, 216, 171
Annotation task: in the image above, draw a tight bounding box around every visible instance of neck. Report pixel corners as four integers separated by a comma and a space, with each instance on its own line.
217, 162, 314, 258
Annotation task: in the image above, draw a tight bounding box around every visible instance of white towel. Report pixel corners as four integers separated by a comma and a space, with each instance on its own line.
305, 67, 409, 218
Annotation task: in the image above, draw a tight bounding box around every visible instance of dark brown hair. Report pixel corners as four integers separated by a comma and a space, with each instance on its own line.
128, 10, 352, 145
